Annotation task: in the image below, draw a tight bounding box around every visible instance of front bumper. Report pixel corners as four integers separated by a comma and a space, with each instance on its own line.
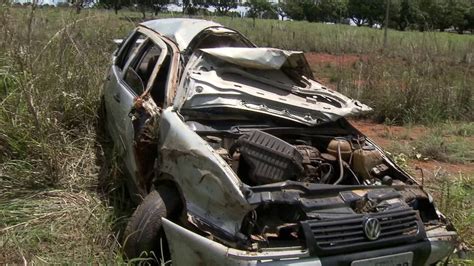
425, 227, 457, 265
162, 218, 457, 266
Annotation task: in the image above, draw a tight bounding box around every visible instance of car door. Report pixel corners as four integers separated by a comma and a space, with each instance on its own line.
104, 30, 146, 152
104, 28, 169, 195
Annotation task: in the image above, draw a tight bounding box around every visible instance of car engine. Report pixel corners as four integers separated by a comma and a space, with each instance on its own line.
192, 123, 442, 253
207, 129, 397, 187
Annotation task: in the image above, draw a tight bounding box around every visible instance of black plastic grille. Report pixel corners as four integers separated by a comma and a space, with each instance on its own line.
300, 208, 425, 256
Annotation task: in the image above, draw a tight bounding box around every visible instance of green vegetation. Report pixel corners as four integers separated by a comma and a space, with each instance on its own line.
215, 17, 474, 57
382, 124, 473, 248
426, 173, 473, 248
0, 7, 132, 263
0, 5, 472, 263
388, 130, 473, 164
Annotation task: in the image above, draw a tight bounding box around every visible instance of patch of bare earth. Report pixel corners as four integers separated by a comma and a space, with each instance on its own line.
350, 119, 474, 180
305, 52, 367, 67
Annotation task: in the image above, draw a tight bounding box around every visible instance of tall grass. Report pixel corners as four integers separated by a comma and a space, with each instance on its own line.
0, 6, 131, 263
327, 55, 473, 123
427, 173, 473, 249
212, 17, 474, 63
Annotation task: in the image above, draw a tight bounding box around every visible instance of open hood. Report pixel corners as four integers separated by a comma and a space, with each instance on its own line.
176, 47, 372, 126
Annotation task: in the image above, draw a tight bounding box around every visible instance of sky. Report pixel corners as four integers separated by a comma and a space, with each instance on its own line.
13, 0, 67, 5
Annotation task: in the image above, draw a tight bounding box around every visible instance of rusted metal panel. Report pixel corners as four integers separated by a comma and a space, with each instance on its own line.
130, 95, 161, 193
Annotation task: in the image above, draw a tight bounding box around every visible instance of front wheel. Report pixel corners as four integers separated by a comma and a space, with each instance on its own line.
123, 185, 181, 261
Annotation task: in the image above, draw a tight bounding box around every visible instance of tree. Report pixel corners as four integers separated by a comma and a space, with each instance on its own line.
445, 0, 472, 33
152, 0, 170, 15
395, 0, 472, 33
69, 0, 94, 14
246, 0, 274, 25
279, 0, 347, 23
347, 0, 384, 27
279, 0, 305, 21
131, 0, 169, 18
182, 0, 208, 15
382, 0, 418, 31
97, 0, 131, 14
415, 0, 452, 31
135, 0, 150, 18
208, 0, 238, 16
463, 5, 474, 32
299, 1, 317, 22
395, 0, 418, 30
317, 0, 348, 23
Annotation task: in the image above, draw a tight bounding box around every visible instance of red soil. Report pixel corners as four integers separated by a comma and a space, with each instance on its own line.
349, 120, 474, 179
305, 52, 367, 67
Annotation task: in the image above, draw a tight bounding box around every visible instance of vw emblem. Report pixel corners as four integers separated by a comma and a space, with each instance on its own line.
363, 218, 381, 240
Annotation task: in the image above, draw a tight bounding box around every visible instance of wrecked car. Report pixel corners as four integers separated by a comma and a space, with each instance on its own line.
100, 18, 458, 265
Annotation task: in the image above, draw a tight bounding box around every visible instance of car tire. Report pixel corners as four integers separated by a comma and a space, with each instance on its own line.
123, 185, 181, 261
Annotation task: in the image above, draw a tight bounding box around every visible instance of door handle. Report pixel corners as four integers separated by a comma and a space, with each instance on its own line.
113, 93, 121, 103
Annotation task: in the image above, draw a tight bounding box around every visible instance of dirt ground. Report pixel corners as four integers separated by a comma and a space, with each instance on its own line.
305, 52, 367, 67
304, 52, 370, 89
350, 119, 474, 179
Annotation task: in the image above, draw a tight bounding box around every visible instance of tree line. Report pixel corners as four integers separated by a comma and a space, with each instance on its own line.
69, 0, 473, 33
279, 0, 473, 33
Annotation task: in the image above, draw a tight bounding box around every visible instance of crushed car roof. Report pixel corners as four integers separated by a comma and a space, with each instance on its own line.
201, 47, 305, 70
140, 18, 223, 51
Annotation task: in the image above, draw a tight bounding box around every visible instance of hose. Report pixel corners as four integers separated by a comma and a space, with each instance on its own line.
344, 162, 361, 184
334, 139, 344, 185
319, 163, 333, 184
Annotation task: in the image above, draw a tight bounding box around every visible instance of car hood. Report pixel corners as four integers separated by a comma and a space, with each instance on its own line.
175, 47, 372, 126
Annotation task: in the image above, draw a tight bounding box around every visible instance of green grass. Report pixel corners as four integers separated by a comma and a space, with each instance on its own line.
0, 7, 132, 263
212, 17, 474, 62
0, 190, 124, 263
0, 6, 472, 263
426, 173, 474, 249
439, 122, 474, 137
310, 54, 472, 124
386, 125, 474, 164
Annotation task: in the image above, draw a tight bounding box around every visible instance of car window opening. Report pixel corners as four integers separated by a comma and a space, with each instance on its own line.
116, 32, 146, 70
150, 52, 171, 107
194, 34, 249, 50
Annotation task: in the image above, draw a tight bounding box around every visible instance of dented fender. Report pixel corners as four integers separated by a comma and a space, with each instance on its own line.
158, 108, 252, 236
